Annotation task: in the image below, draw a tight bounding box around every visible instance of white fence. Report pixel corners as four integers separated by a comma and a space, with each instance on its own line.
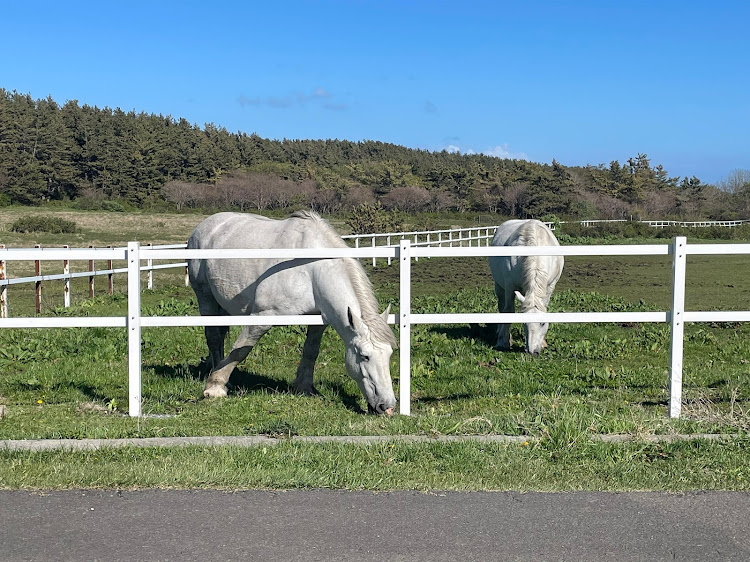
4, 219, 749, 316
1, 238, 749, 421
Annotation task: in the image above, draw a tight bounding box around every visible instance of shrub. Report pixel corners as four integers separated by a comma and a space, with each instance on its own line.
10, 215, 79, 234
346, 202, 403, 234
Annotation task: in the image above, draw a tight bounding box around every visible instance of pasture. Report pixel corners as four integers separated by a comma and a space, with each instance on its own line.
1, 209, 749, 490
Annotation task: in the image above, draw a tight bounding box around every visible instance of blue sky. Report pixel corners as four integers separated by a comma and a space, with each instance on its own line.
3, 0, 748, 184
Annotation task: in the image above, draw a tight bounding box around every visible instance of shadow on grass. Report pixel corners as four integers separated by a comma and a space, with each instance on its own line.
428, 323, 530, 354
147, 360, 368, 415
6, 380, 115, 404
428, 324, 495, 346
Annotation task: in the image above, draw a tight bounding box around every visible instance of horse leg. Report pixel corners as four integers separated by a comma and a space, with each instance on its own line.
494, 283, 513, 351
294, 325, 326, 395
204, 323, 271, 398
205, 323, 229, 371
193, 286, 228, 372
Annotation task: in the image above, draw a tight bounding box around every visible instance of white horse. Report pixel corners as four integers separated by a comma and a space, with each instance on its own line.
187, 211, 397, 415
489, 219, 564, 356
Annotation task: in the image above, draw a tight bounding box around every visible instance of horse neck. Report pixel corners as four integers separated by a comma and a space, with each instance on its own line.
312, 259, 363, 341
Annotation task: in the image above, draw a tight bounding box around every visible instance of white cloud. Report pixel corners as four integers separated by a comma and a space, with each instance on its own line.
483, 144, 528, 160
440, 143, 525, 159
312, 87, 332, 99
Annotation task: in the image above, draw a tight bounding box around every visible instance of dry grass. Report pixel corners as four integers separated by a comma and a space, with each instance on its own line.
682, 388, 750, 432
0, 208, 206, 247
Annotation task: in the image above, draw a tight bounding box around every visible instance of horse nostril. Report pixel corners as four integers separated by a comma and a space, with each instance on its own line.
368, 403, 391, 415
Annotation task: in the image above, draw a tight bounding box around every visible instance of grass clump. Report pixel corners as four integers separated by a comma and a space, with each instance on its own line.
10, 215, 79, 234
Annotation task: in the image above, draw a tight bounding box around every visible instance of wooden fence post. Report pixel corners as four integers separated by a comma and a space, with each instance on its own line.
0, 244, 7, 318
35, 244, 42, 314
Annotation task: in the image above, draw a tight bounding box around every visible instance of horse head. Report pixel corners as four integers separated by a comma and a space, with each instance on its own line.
515, 291, 549, 357
344, 306, 396, 415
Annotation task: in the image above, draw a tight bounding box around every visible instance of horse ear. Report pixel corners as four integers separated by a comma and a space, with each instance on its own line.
381, 304, 391, 322
347, 307, 364, 332
515, 291, 525, 303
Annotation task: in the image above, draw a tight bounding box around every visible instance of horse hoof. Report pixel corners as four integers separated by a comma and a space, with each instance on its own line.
203, 385, 228, 399
295, 385, 319, 396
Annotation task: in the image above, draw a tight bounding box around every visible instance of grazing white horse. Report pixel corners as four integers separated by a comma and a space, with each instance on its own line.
187, 211, 397, 415
489, 219, 564, 355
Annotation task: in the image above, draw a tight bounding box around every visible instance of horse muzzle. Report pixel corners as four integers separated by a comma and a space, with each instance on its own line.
368, 402, 395, 416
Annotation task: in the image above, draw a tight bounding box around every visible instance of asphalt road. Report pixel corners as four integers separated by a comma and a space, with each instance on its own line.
1, 490, 749, 561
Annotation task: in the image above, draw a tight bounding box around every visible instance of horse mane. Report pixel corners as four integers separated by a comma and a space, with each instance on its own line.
518, 221, 549, 313
289, 211, 397, 348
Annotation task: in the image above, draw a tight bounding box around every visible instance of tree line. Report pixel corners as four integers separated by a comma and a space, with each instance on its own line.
1, 89, 748, 220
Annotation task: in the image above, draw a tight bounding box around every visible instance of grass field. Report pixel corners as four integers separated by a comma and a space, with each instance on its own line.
1, 208, 749, 490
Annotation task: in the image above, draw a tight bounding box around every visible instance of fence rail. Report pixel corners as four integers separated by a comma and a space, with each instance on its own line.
1, 239, 749, 420
3, 219, 749, 316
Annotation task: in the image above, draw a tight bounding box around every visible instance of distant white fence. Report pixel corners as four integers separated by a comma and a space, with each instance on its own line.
1, 238, 749, 421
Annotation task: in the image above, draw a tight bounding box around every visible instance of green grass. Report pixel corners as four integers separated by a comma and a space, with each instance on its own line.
1, 210, 749, 490
1, 285, 748, 442
2, 439, 749, 491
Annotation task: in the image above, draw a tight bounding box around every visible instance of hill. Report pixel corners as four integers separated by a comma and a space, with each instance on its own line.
1, 89, 748, 220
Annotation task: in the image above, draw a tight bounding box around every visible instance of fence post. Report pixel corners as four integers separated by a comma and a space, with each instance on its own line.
107, 246, 114, 296
372, 236, 376, 268
127, 242, 142, 417
0, 244, 6, 318
669, 236, 687, 418
63, 245, 70, 308
35, 244, 42, 314
89, 246, 95, 298
147, 243, 153, 290
399, 239, 412, 416
387, 235, 392, 266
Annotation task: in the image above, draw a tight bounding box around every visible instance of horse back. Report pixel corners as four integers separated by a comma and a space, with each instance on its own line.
489, 219, 563, 297
187, 212, 334, 316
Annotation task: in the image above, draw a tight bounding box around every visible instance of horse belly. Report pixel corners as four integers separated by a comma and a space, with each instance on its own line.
207, 258, 315, 316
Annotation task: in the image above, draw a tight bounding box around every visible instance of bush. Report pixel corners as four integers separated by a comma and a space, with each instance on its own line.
346, 202, 403, 234
10, 215, 79, 234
